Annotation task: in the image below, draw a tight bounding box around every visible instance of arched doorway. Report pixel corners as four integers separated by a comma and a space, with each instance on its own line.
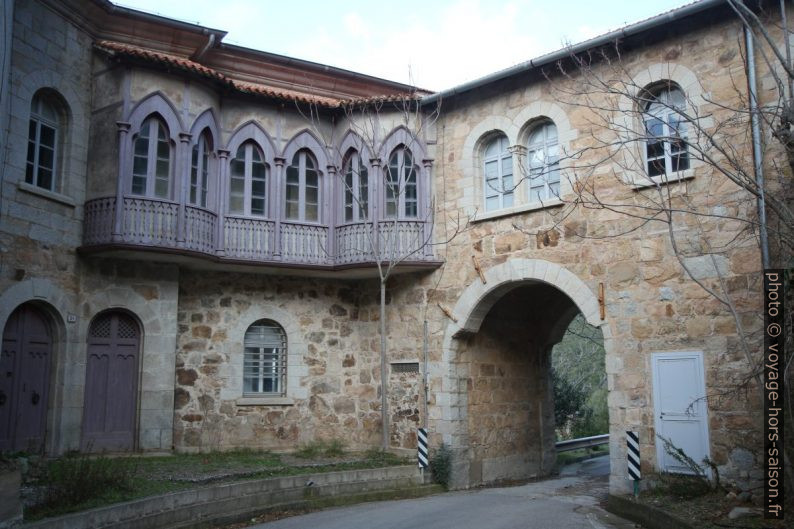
81, 311, 140, 451
0, 304, 53, 452
437, 259, 613, 488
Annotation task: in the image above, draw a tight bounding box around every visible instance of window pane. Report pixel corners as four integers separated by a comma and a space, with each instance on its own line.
252, 161, 267, 180
157, 139, 169, 160
38, 145, 54, 171
286, 165, 299, 184
306, 169, 318, 188
305, 186, 318, 204
251, 179, 265, 198
485, 176, 499, 197
251, 198, 265, 216
229, 195, 244, 214
286, 184, 299, 202
156, 160, 169, 179
133, 156, 148, 180
501, 156, 512, 175
345, 203, 353, 222
503, 192, 514, 208
134, 136, 148, 157
39, 125, 55, 148
671, 152, 689, 173
285, 201, 299, 219
646, 141, 664, 159
404, 200, 417, 217
231, 159, 245, 177
154, 177, 168, 198
132, 176, 146, 195
305, 204, 318, 222
484, 160, 497, 178
37, 168, 52, 191
486, 196, 499, 211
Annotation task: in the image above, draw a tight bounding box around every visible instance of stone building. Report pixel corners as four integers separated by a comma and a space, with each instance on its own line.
0, 0, 786, 494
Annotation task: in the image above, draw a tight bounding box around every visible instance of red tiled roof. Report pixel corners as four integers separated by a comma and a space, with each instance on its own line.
94, 40, 421, 108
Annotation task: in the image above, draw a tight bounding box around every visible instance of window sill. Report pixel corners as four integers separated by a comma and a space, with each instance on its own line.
236, 396, 294, 406
630, 170, 694, 190
18, 182, 76, 207
473, 199, 564, 223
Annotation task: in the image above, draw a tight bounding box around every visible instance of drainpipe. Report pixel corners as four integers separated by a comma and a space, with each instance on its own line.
744, 26, 771, 269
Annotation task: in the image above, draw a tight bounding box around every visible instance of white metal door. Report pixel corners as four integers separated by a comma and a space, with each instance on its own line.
651, 351, 710, 474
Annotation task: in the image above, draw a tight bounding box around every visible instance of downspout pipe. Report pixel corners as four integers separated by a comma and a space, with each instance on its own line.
745, 26, 771, 269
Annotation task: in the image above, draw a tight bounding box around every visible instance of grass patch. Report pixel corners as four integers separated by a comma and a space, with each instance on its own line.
24, 447, 408, 522
294, 439, 346, 459
555, 444, 608, 467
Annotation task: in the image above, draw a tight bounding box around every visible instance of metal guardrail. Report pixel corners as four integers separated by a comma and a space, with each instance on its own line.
555, 434, 609, 452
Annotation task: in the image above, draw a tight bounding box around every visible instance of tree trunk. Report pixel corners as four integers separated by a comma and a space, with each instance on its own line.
380, 278, 389, 450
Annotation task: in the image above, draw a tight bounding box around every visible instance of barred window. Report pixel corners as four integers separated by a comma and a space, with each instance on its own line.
243, 320, 286, 395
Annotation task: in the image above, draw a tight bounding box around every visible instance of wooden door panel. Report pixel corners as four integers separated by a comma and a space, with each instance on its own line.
82, 313, 139, 452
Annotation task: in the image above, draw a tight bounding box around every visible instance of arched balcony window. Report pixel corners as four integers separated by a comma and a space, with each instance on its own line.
285, 149, 320, 222
190, 130, 213, 208
131, 116, 171, 199
229, 141, 268, 216
343, 150, 369, 222
386, 146, 417, 219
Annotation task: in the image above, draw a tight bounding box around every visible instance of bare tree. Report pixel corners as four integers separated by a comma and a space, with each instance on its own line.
505, 0, 792, 498
299, 92, 468, 450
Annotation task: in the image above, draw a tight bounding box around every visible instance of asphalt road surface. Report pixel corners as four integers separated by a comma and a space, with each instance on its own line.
247, 456, 636, 529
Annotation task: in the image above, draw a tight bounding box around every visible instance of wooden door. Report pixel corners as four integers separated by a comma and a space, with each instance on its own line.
0, 305, 52, 452
81, 312, 139, 451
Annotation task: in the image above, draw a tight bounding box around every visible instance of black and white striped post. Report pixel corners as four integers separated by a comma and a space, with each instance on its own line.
627, 430, 641, 498
418, 428, 428, 470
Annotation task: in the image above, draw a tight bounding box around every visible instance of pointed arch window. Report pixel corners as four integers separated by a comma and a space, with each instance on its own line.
132, 116, 171, 198
243, 320, 286, 396
527, 121, 560, 203
190, 130, 213, 208
285, 149, 320, 222
643, 85, 689, 177
229, 141, 268, 217
386, 146, 417, 219
483, 135, 513, 212
343, 151, 369, 222
26, 92, 62, 192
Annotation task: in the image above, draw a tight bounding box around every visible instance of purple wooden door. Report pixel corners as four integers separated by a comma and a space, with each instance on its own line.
0, 305, 52, 452
81, 312, 139, 452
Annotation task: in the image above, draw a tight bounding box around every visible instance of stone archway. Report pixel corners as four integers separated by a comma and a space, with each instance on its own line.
432, 259, 614, 489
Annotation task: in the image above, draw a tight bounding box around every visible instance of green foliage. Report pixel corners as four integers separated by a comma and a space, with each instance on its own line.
654, 435, 713, 498
429, 442, 452, 489
29, 452, 137, 518
552, 315, 608, 440
552, 369, 585, 426
295, 439, 347, 458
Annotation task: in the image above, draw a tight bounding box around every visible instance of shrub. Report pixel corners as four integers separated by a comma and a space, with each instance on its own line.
32, 452, 137, 515
429, 442, 452, 489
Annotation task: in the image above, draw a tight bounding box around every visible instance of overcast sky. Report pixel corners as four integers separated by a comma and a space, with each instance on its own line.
114, 0, 692, 91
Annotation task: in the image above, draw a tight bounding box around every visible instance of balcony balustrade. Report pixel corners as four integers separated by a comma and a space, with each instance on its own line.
82, 197, 436, 269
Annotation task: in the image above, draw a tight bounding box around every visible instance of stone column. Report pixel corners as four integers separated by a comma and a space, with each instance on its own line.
422, 158, 434, 257
326, 164, 337, 263
273, 157, 285, 258
112, 121, 131, 242
215, 149, 229, 256
176, 132, 192, 247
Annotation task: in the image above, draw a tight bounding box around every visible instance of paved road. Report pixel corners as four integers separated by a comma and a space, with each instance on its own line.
248, 456, 635, 529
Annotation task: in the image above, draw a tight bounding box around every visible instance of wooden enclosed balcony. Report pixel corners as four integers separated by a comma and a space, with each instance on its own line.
81, 197, 439, 273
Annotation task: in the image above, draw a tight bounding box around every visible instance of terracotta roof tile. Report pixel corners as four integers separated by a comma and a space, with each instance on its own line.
94, 40, 426, 109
